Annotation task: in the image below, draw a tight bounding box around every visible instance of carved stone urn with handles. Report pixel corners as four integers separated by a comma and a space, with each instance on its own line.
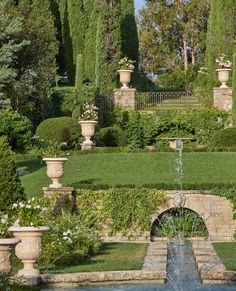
79, 120, 97, 150
43, 157, 68, 188
216, 68, 231, 88
118, 69, 133, 89
0, 238, 20, 273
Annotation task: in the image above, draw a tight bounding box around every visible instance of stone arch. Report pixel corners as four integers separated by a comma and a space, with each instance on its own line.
151, 191, 236, 241
150, 206, 208, 238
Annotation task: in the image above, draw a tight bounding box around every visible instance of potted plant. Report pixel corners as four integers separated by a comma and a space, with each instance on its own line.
215, 54, 232, 88
118, 56, 135, 89
0, 212, 20, 273
42, 141, 68, 188
79, 102, 98, 150
9, 197, 50, 278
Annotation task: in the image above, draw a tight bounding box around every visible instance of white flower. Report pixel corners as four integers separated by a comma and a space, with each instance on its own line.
19, 202, 25, 208
26, 205, 32, 209
12, 203, 18, 209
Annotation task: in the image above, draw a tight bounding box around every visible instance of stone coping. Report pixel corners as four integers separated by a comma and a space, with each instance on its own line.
40, 270, 165, 286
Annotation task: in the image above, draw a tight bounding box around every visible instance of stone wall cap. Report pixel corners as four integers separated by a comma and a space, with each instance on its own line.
43, 187, 74, 191
114, 88, 136, 92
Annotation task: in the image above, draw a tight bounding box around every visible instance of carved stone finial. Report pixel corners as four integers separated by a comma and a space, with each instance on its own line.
173, 192, 186, 207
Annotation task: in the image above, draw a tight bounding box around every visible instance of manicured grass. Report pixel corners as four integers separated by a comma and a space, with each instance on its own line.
41, 243, 148, 273
212, 242, 236, 270
17, 152, 236, 196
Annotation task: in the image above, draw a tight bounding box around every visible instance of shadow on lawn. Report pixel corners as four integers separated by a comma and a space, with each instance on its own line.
16, 159, 45, 175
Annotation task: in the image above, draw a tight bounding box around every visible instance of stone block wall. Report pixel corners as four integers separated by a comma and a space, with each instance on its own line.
213, 87, 232, 112
113, 88, 136, 109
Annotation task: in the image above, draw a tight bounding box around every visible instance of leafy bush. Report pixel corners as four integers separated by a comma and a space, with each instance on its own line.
210, 128, 236, 147
125, 111, 144, 148
40, 211, 101, 267
95, 126, 127, 147
36, 117, 80, 149
0, 137, 25, 211
77, 188, 168, 236
0, 109, 32, 152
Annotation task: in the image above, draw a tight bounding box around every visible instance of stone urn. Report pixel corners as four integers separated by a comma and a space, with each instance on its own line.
118, 69, 133, 89
216, 68, 231, 88
43, 157, 68, 188
0, 238, 21, 273
9, 226, 48, 277
79, 120, 97, 150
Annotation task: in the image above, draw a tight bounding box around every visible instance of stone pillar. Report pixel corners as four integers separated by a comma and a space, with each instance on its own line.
43, 187, 75, 212
213, 87, 232, 112
113, 88, 136, 109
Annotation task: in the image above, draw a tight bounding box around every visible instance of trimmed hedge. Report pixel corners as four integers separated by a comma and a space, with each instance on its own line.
210, 128, 236, 148
36, 117, 80, 148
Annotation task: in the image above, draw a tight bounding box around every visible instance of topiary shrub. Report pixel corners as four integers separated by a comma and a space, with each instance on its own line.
0, 136, 25, 211
210, 128, 236, 147
0, 110, 32, 152
36, 117, 80, 149
95, 126, 127, 147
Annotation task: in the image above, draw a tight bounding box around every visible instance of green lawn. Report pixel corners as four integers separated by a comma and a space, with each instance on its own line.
41, 243, 148, 273
212, 242, 236, 270
17, 152, 236, 196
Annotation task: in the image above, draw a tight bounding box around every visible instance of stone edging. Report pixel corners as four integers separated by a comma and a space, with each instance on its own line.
192, 241, 236, 284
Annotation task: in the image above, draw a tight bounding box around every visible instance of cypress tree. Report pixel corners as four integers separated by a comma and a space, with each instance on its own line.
0, 136, 25, 211
75, 54, 84, 92
120, 0, 139, 65
84, 0, 97, 82
95, 0, 122, 94
205, 0, 236, 80
67, 0, 86, 82
232, 53, 236, 126
59, 0, 74, 83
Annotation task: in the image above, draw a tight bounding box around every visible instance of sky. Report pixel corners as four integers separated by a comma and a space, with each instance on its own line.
134, 0, 146, 14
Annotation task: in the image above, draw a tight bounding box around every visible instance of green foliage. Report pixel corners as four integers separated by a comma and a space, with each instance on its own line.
36, 117, 80, 148
95, 126, 127, 147
205, 0, 236, 81
151, 208, 208, 238
210, 128, 236, 148
232, 53, 236, 126
0, 136, 25, 212
5, 0, 58, 126
0, 6, 29, 109
211, 187, 236, 218
67, 0, 86, 82
111, 109, 228, 148
0, 109, 32, 152
77, 188, 168, 236
126, 111, 144, 148
75, 54, 84, 92
40, 210, 101, 267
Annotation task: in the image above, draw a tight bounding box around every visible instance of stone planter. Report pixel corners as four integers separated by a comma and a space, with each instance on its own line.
79, 120, 97, 150
118, 69, 133, 89
0, 238, 21, 273
9, 226, 48, 277
43, 158, 68, 188
216, 68, 231, 88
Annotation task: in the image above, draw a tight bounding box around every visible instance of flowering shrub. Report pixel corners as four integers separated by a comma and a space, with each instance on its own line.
0, 213, 13, 238
12, 197, 50, 227
216, 54, 232, 69
198, 67, 208, 75
41, 140, 65, 158
80, 102, 98, 121
118, 56, 135, 70
40, 211, 101, 267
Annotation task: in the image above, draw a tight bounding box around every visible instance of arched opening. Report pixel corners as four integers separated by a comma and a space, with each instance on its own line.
150, 207, 208, 240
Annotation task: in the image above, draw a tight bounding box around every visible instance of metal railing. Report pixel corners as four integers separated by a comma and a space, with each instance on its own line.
136, 91, 200, 110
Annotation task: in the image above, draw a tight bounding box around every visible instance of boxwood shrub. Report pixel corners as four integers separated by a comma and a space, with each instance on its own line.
36, 117, 80, 148
95, 126, 127, 147
210, 128, 236, 148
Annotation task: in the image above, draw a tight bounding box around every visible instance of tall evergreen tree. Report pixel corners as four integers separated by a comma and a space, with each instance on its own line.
232, 53, 236, 126
0, 8, 29, 109
67, 0, 86, 82
95, 0, 122, 94
120, 0, 139, 65
75, 54, 84, 92
84, 0, 97, 82
205, 0, 236, 79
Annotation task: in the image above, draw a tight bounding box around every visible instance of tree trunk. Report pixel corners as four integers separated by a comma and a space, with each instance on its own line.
191, 45, 195, 65
183, 32, 188, 72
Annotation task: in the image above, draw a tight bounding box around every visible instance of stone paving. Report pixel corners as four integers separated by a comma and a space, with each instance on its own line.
192, 240, 236, 284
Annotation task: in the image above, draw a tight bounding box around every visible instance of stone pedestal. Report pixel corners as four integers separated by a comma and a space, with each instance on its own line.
43, 187, 75, 212
114, 88, 136, 109
213, 87, 232, 112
